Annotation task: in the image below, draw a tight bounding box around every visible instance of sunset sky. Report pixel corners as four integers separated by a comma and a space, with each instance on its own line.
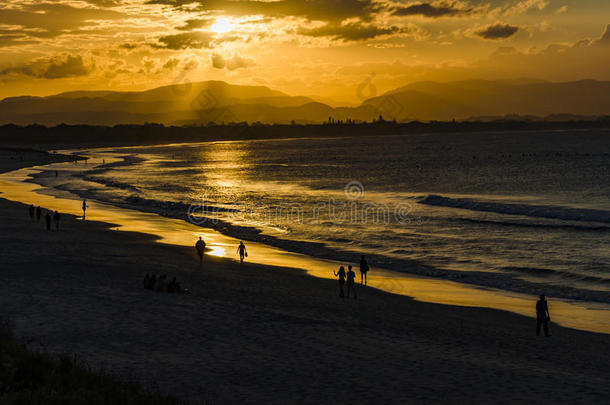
0, 0, 609, 103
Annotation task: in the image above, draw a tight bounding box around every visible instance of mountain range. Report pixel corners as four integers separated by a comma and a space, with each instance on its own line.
1, 79, 610, 126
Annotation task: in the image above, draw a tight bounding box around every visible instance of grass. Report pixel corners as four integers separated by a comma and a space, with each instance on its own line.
0, 320, 185, 405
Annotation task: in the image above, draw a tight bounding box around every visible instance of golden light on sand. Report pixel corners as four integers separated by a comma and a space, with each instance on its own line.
211, 18, 232, 34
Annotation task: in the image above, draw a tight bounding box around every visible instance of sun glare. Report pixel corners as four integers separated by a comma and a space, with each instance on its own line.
211, 18, 232, 34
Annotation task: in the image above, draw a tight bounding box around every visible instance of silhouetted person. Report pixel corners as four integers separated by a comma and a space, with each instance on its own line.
36, 206, 41, 222
237, 241, 247, 263
45, 211, 51, 231
148, 274, 157, 290
346, 265, 357, 299
82, 199, 87, 220
359, 255, 370, 285
195, 237, 206, 266
53, 211, 60, 230
143, 274, 151, 289
168, 277, 178, 293
536, 294, 550, 337
334, 266, 346, 298
28, 204, 35, 220
155, 274, 168, 292
55, 170, 58, 177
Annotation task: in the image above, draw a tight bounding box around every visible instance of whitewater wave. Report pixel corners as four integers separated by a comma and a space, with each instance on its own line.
419, 194, 610, 223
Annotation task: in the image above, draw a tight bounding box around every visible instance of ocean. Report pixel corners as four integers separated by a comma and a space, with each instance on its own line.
38, 130, 610, 303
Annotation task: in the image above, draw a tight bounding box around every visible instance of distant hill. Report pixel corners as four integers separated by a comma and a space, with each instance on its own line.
364, 79, 610, 121
2, 79, 610, 125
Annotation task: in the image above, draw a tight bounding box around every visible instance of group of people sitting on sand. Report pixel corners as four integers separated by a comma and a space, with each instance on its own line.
143, 274, 189, 294
29, 204, 61, 231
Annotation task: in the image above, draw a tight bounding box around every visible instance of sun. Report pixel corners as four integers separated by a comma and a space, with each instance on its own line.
211, 18, 232, 34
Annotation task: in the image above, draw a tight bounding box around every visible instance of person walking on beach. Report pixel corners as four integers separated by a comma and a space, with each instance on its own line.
36, 206, 42, 222
536, 294, 551, 337
44, 211, 52, 231
334, 266, 346, 298
53, 211, 60, 231
346, 265, 357, 299
359, 255, 370, 285
28, 204, 35, 220
237, 241, 247, 263
82, 199, 88, 220
195, 236, 206, 266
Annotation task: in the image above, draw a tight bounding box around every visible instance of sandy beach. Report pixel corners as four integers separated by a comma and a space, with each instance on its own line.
0, 153, 609, 404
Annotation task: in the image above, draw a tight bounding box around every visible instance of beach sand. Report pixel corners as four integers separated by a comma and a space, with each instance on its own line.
1, 155, 609, 404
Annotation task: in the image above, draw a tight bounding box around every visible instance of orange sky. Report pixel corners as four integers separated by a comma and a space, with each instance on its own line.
0, 0, 609, 103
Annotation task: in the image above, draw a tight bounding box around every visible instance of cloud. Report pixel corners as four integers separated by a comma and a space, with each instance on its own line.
177, 18, 214, 31
391, 2, 474, 18
297, 22, 407, 41
475, 23, 519, 40
0, 33, 38, 48
503, 0, 548, 16
0, 55, 91, 79
154, 32, 214, 49
556, 5, 568, 15
211, 53, 255, 70
146, 0, 382, 24
0, 3, 125, 39
598, 24, 610, 46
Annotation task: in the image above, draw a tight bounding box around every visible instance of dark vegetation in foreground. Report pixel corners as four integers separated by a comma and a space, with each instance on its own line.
1, 119, 610, 148
0, 320, 183, 405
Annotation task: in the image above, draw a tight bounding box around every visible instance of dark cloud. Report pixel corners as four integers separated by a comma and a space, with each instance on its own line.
0, 55, 90, 79
392, 2, 473, 18
211, 53, 255, 70
298, 22, 405, 41
0, 33, 39, 47
146, 0, 382, 23
118, 43, 139, 50
0, 3, 125, 38
154, 32, 214, 49
475, 23, 519, 40
177, 19, 214, 31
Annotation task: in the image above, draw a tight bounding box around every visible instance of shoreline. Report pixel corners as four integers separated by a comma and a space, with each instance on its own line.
1, 153, 609, 403
1, 153, 610, 334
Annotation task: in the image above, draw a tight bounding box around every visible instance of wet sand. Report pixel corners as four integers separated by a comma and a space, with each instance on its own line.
1, 155, 609, 404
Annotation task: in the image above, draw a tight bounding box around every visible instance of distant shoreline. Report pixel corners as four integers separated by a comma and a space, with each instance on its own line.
1, 119, 610, 149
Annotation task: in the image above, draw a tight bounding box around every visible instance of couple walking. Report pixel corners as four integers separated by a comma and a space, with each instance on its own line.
334, 256, 370, 299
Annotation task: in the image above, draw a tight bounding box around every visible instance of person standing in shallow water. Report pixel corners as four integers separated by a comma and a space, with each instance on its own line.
195, 236, 206, 266
536, 294, 551, 337
359, 255, 370, 285
237, 241, 247, 263
36, 206, 42, 222
334, 266, 346, 298
346, 265, 357, 299
28, 204, 35, 220
82, 199, 87, 220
